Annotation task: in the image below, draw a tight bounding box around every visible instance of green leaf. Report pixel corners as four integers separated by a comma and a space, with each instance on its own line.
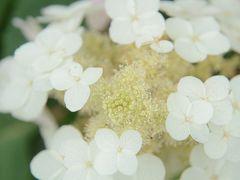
0, 114, 42, 180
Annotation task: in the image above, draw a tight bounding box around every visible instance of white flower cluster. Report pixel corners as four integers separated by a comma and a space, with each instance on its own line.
0, 0, 239, 179
166, 75, 240, 161
181, 144, 240, 180
0, 1, 106, 121
160, 0, 240, 54
30, 125, 165, 180
165, 17, 230, 63
105, 0, 233, 62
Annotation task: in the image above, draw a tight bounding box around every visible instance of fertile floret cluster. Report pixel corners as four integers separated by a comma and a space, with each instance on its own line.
0, 0, 240, 180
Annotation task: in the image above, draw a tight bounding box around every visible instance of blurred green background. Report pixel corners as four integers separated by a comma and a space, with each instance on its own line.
0, 0, 75, 179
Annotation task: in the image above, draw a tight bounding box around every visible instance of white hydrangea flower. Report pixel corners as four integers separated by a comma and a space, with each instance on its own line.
177, 76, 233, 125
114, 154, 165, 180
30, 125, 82, 179
39, 1, 92, 32
94, 128, 142, 176
105, 0, 165, 47
230, 75, 240, 114
32, 27, 82, 74
59, 140, 112, 180
166, 92, 212, 143
150, 40, 174, 54
13, 27, 82, 75
166, 17, 230, 63
0, 57, 48, 121
32, 125, 114, 180
181, 144, 240, 180
209, 0, 240, 53
160, 0, 219, 19
204, 113, 240, 161
50, 60, 102, 112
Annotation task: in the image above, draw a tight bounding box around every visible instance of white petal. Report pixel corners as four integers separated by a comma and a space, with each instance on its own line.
114, 173, 131, 180
190, 124, 209, 143
136, 12, 165, 39
190, 144, 212, 169
30, 150, 65, 180
1, 79, 31, 110
51, 125, 82, 151
231, 75, 240, 106
95, 128, 119, 151
63, 167, 86, 180
229, 113, 240, 138
55, 33, 82, 56
166, 18, 193, 40
204, 75, 230, 101
174, 38, 207, 63
180, 167, 208, 180
190, 100, 213, 124
120, 130, 142, 154
60, 139, 89, 167
88, 141, 100, 160
165, 114, 190, 141
50, 68, 75, 91
191, 17, 220, 35
167, 92, 191, 117
118, 153, 138, 175
105, 0, 130, 19
133, 153, 165, 180
230, 75, 240, 98
36, 27, 63, 50
135, 0, 160, 14
13, 90, 48, 121
33, 74, 53, 91
198, 32, 230, 55
177, 76, 205, 100
87, 169, 114, 180
204, 133, 228, 159
94, 152, 118, 175
150, 40, 173, 53
64, 84, 90, 112
81, 67, 103, 85
219, 161, 240, 180
210, 99, 233, 125
225, 137, 240, 162
109, 19, 135, 44
32, 52, 64, 73
14, 42, 43, 68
